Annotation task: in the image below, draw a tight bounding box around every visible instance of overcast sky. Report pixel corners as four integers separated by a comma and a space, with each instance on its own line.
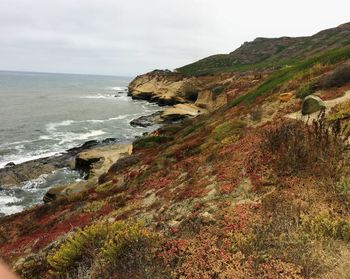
0, 0, 349, 77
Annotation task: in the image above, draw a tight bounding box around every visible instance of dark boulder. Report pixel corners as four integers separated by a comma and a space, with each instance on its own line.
130, 111, 162, 127
5, 162, 15, 168
302, 95, 326, 115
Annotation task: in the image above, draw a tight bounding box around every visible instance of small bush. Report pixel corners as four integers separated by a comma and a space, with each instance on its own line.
296, 79, 318, 98
133, 136, 173, 149
336, 177, 350, 198
261, 113, 350, 179
212, 120, 246, 142
183, 122, 204, 137
301, 211, 350, 241
249, 106, 263, 122
327, 100, 350, 122
211, 85, 225, 95
47, 220, 156, 278
319, 64, 350, 89
47, 222, 109, 272
82, 200, 106, 213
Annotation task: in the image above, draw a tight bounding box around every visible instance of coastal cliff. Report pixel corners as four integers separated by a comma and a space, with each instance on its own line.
128, 69, 267, 113
1, 23, 350, 279
128, 70, 190, 105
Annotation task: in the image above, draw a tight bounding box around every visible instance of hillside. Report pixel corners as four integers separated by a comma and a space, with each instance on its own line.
177, 22, 350, 75
2, 23, 350, 279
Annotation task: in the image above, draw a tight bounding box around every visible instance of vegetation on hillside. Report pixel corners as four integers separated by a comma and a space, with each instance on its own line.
177, 23, 350, 75
2, 23, 350, 279
229, 46, 350, 107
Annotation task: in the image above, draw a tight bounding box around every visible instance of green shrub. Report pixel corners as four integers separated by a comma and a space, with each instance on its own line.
301, 211, 350, 241
211, 85, 225, 95
133, 136, 173, 149
82, 200, 106, 213
183, 122, 204, 137
229, 46, 350, 107
212, 120, 246, 142
336, 177, 350, 197
319, 64, 350, 89
327, 100, 350, 122
296, 80, 318, 98
47, 220, 155, 277
47, 222, 109, 272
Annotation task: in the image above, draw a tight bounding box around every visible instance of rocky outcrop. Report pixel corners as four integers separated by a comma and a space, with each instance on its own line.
128, 70, 194, 105
0, 139, 115, 187
302, 95, 326, 115
130, 111, 163, 127
195, 89, 229, 110
44, 144, 132, 202
161, 104, 207, 122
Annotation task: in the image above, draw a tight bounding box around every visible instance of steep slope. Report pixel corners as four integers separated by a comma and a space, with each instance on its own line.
177, 22, 350, 75
2, 24, 350, 279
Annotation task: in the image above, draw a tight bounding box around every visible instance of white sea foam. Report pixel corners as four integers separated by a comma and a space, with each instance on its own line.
0, 204, 24, 215
58, 130, 106, 144
85, 115, 130, 123
106, 86, 127, 91
79, 93, 116, 99
0, 194, 23, 215
22, 174, 49, 190
0, 139, 34, 148
0, 195, 21, 204
0, 151, 62, 169
46, 120, 75, 132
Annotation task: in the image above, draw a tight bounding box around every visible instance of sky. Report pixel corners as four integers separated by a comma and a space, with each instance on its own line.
0, 0, 349, 77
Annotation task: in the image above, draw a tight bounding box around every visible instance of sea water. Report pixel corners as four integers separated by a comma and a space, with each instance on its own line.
0, 70, 160, 215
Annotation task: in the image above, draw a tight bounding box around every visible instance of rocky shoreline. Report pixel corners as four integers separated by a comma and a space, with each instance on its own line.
0, 138, 121, 187
0, 84, 204, 215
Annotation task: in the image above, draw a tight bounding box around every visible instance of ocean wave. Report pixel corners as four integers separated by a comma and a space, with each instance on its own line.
22, 174, 49, 191
79, 93, 118, 99
46, 120, 75, 132
0, 168, 82, 215
0, 193, 23, 215
0, 204, 24, 215
58, 130, 106, 144
0, 151, 62, 169
0, 139, 35, 148
45, 115, 134, 127
85, 115, 130, 123
106, 86, 128, 91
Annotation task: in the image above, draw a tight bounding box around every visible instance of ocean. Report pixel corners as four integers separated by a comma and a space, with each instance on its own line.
0, 71, 160, 215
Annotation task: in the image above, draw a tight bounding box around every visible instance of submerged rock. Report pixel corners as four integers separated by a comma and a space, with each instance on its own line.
130, 111, 163, 127
302, 95, 326, 115
4, 162, 15, 168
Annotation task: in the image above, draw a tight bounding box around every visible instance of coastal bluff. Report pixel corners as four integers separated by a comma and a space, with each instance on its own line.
128, 69, 265, 112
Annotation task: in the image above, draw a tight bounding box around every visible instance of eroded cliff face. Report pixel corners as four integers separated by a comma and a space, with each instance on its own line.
128, 70, 191, 105
128, 69, 265, 111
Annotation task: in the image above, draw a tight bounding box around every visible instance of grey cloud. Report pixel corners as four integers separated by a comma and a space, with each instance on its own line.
0, 0, 349, 76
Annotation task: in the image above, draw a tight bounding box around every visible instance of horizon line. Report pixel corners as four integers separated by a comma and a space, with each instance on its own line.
0, 69, 133, 79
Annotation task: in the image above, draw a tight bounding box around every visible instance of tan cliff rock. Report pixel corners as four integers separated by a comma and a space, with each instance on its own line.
128, 70, 194, 105
44, 144, 131, 202
128, 70, 263, 114
161, 103, 208, 122
195, 89, 229, 111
